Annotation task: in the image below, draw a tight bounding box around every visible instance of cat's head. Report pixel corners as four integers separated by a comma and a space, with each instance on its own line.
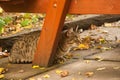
65, 26, 81, 44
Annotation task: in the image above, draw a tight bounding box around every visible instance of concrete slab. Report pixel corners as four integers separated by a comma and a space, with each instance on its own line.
84, 47, 120, 62
0, 58, 79, 79
28, 60, 120, 80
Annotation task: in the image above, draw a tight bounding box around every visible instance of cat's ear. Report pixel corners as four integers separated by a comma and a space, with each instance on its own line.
74, 25, 79, 32
66, 27, 74, 36
74, 25, 83, 33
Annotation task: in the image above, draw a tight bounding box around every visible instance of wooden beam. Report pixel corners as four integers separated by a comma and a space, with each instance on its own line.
33, 0, 71, 67
0, 0, 120, 14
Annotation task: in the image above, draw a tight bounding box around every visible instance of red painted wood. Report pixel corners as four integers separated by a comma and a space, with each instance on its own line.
0, 0, 120, 14
33, 0, 71, 67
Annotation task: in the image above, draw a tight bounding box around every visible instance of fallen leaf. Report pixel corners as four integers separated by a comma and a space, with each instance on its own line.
104, 23, 112, 27
94, 56, 102, 60
18, 69, 25, 73
0, 7, 3, 13
85, 72, 94, 77
55, 70, 62, 74
0, 68, 5, 74
43, 74, 50, 78
97, 58, 104, 61
37, 78, 42, 80
39, 67, 45, 70
78, 72, 81, 75
90, 24, 97, 30
113, 66, 120, 70
72, 78, 76, 80
101, 30, 108, 34
96, 67, 106, 71
101, 47, 112, 50
84, 60, 90, 63
60, 70, 69, 77
32, 65, 40, 69
78, 44, 89, 50
99, 38, 106, 44
0, 74, 4, 79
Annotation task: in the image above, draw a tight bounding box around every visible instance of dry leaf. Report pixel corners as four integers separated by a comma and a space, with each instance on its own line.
32, 65, 45, 70
32, 65, 40, 69
37, 78, 42, 80
113, 66, 120, 70
101, 30, 108, 34
43, 74, 50, 78
39, 67, 45, 70
78, 44, 89, 50
85, 72, 94, 77
0, 74, 4, 79
55, 70, 62, 74
97, 58, 104, 61
96, 67, 106, 71
0, 68, 7, 74
104, 23, 112, 27
78, 72, 81, 75
18, 69, 25, 73
60, 70, 69, 77
72, 78, 76, 80
0, 7, 3, 13
90, 24, 97, 30
94, 56, 102, 60
84, 60, 90, 63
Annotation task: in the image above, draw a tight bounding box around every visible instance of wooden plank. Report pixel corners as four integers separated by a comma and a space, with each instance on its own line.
33, 0, 71, 67
0, 0, 24, 4
0, 0, 120, 14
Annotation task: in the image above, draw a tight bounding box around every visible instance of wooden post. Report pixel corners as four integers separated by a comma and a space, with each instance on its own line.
33, 0, 71, 67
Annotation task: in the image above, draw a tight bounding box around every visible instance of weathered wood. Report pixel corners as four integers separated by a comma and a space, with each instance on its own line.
33, 0, 71, 67
0, 0, 120, 14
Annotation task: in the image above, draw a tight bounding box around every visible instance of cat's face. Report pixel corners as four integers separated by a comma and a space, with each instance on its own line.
66, 27, 81, 44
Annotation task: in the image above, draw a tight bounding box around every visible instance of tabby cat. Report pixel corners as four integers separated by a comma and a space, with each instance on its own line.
8, 27, 81, 63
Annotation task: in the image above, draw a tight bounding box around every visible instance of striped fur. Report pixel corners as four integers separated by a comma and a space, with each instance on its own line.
9, 27, 80, 63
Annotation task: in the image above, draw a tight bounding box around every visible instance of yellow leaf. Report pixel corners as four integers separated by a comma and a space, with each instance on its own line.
43, 74, 50, 78
0, 68, 5, 74
32, 65, 45, 70
0, 7, 3, 13
85, 72, 94, 77
84, 60, 90, 63
32, 65, 40, 69
94, 56, 102, 60
96, 67, 106, 71
97, 58, 104, 61
78, 44, 89, 49
24, 25, 32, 28
0, 74, 4, 79
55, 70, 62, 74
39, 67, 45, 70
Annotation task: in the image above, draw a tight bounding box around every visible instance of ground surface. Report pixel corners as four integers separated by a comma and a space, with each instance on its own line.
28, 26, 120, 80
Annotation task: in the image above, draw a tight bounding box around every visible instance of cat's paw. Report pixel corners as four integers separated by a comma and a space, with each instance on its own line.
8, 56, 32, 63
